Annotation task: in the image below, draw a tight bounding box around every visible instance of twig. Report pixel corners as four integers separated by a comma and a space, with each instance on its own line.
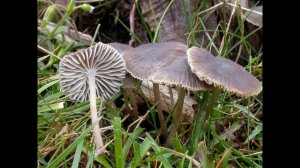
241, 151, 262, 157
215, 147, 233, 168
38, 19, 93, 43
38, 45, 61, 60
75, 0, 104, 3
198, 1, 227, 15
129, 1, 137, 46
95, 138, 114, 156
198, 1, 261, 16
227, 2, 262, 15
219, 0, 237, 53
235, 3, 245, 62
160, 147, 202, 168
100, 114, 129, 132
135, 111, 151, 130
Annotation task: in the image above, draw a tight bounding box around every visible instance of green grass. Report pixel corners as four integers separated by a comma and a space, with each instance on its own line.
38, 0, 262, 167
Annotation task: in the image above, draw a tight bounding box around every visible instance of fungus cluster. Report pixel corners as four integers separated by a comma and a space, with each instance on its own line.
122, 42, 262, 144
123, 42, 209, 140
58, 40, 262, 153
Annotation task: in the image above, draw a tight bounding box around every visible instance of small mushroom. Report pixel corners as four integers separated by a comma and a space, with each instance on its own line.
123, 41, 187, 80
123, 41, 188, 138
150, 56, 210, 145
59, 42, 126, 155
187, 46, 262, 153
187, 47, 262, 97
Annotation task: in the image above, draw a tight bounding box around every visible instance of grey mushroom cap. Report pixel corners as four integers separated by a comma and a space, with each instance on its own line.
107, 42, 132, 55
151, 57, 211, 91
187, 47, 262, 96
59, 42, 126, 102
123, 41, 187, 80
243, 6, 262, 27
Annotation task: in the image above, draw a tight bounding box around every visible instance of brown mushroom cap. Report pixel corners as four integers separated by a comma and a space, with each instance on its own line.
122, 41, 187, 80
243, 6, 262, 27
151, 57, 210, 91
187, 47, 262, 96
59, 42, 126, 102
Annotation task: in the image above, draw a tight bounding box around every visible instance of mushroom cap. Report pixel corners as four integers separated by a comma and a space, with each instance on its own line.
123, 41, 187, 80
107, 42, 132, 55
59, 42, 126, 102
243, 6, 262, 27
151, 57, 211, 91
187, 47, 262, 96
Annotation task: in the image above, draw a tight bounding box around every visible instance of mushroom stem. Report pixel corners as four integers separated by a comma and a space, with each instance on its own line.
122, 75, 139, 119
166, 87, 186, 146
88, 75, 105, 156
122, 88, 131, 114
153, 83, 168, 139
168, 86, 175, 107
127, 88, 139, 119
173, 87, 186, 129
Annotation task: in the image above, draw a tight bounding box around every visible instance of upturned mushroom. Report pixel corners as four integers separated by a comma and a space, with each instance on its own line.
59, 42, 126, 155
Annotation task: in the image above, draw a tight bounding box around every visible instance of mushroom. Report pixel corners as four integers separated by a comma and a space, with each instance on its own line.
123, 41, 188, 139
107, 43, 139, 119
187, 47, 262, 97
186, 46, 262, 153
59, 42, 126, 155
150, 56, 210, 145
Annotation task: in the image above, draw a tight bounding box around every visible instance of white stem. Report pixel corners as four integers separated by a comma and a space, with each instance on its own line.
88, 75, 104, 156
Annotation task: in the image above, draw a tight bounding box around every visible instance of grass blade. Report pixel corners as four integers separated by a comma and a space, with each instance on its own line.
38, 102, 64, 113
122, 127, 145, 161
189, 92, 209, 155
216, 147, 232, 168
243, 124, 262, 144
212, 121, 245, 146
38, 92, 64, 104
152, 0, 175, 42
139, 137, 152, 158
197, 142, 213, 168
85, 146, 95, 168
114, 117, 124, 168
130, 141, 141, 168
145, 133, 172, 167
94, 156, 113, 168
71, 124, 86, 168
46, 124, 93, 168
38, 79, 59, 94
231, 103, 259, 121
